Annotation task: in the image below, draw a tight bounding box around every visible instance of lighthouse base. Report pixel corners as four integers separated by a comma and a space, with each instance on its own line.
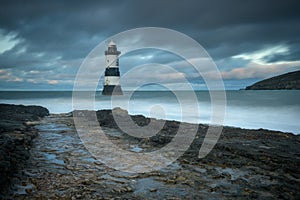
102, 85, 123, 95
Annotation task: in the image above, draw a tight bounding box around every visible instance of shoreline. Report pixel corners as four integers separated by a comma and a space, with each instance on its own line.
0, 104, 299, 199
63, 110, 299, 135
1, 90, 299, 134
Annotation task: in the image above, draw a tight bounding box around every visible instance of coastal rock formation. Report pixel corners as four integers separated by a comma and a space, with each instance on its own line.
245, 70, 300, 90
0, 104, 49, 196
3, 107, 300, 199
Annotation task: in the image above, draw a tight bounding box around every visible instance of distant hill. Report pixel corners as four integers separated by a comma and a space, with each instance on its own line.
245, 70, 300, 90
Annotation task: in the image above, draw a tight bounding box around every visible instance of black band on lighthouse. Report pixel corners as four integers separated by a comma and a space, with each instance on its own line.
105, 68, 120, 76
102, 85, 123, 95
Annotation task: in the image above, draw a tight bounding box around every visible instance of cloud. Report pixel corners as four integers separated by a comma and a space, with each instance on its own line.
0, 69, 23, 82
0, 29, 20, 54
48, 80, 59, 85
221, 61, 300, 80
0, 0, 300, 90
232, 45, 290, 64
0, 69, 5, 75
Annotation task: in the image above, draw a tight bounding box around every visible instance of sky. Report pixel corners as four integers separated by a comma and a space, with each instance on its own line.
0, 0, 300, 90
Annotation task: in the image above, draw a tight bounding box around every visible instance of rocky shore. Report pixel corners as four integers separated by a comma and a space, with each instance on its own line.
0, 104, 49, 197
1, 105, 299, 199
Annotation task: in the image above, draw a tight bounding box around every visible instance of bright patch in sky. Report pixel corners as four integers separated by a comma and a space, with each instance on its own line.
138, 54, 154, 60
48, 80, 59, 85
232, 45, 289, 64
0, 31, 20, 54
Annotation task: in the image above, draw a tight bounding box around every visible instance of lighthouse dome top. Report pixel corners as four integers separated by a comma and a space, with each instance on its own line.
105, 40, 121, 55
108, 40, 116, 46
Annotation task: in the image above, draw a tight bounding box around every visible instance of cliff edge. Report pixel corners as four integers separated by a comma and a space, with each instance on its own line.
245, 70, 300, 90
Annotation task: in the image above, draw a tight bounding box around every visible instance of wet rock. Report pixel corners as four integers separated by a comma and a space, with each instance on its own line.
150, 188, 157, 192
0, 104, 49, 197
4, 107, 300, 199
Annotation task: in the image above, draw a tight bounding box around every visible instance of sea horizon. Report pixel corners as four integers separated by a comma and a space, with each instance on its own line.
1, 90, 299, 135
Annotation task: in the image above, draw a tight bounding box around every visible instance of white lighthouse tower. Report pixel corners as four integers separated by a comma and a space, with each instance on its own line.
102, 40, 123, 95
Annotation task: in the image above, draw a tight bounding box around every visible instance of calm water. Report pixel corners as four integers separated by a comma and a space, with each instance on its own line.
0, 90, 299, 134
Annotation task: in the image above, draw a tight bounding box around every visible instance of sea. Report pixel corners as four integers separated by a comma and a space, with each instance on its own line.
0, 90, 299, 134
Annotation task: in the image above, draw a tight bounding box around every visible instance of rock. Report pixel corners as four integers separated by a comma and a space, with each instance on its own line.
124, 186, 133, 192
150, 188, 157, 192
4, 107, 300, 199
176, 176, 186, 182
0, 104, 49, 197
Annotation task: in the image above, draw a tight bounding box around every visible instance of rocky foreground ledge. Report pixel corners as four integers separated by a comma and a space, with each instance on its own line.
0, 104, 49, 196
1, 105, 300, 199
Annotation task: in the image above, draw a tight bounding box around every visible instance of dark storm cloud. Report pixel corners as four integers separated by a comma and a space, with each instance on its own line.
1, 0, 300, 60
0, 1, 124, 62
119, 0, 300, 60
0, 0, 300, 90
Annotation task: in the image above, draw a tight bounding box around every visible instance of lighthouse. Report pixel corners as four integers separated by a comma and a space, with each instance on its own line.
102, 40, 123, 95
